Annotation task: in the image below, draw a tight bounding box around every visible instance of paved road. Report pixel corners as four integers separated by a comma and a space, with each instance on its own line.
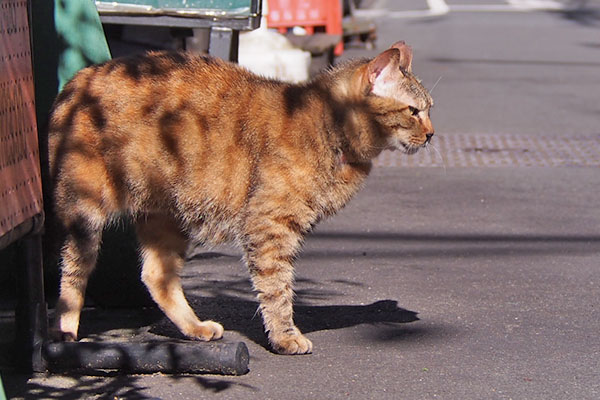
3, 1, 600, 399
343, 0, 600, 161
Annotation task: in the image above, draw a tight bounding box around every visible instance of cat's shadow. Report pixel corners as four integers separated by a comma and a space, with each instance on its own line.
150, 295, 419, 351
145, 253, 421, 350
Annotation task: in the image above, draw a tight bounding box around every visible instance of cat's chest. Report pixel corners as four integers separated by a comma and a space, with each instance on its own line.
333, 150, 372, 185
317, 158, 371, 215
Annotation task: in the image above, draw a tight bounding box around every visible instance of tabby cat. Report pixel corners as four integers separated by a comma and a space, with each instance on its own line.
48, 41, 434, 354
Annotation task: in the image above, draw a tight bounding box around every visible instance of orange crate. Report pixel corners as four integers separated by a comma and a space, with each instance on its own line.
267, 0, 344, 56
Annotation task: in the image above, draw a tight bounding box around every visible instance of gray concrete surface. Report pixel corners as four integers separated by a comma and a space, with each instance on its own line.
2, 1, 600, 399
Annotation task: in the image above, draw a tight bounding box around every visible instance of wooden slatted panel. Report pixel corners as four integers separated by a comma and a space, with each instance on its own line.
0, 0, 43, 238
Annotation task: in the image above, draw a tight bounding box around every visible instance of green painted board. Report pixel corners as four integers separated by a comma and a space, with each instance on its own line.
56, 0, 112, 89
31, 0, 112, 129
0, 375, 6, 400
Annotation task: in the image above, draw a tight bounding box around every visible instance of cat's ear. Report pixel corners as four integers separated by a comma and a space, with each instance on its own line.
367, 48, 401, 85
390, 41, 413, 72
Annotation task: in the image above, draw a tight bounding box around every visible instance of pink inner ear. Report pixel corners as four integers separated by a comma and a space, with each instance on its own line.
367, 48, 400, 84
390, 41, 413, 72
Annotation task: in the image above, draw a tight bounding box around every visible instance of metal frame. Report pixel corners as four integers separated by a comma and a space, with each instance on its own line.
14, 228, 48, 372
98, 0, 261, 61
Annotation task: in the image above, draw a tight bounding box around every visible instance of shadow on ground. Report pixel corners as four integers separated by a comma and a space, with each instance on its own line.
306, 231, 600, 259
151, 295, 419, 352
2, 295, 418, 399
553, 1, 600, 26
2, 370, 256, 399
7, 229, 593, 398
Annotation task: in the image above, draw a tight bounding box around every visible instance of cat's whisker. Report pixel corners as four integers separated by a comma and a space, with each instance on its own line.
426, 141, 447, 175
365, 142, 390, 150
252, 305, 261, 320
430, 76, 443, 94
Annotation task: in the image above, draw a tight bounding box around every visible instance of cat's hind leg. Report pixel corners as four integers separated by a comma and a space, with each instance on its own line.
52, 215, 104, 341
135, 214, 223, 341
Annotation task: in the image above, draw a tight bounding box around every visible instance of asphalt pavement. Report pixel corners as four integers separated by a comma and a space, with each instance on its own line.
3, 1, 600, 399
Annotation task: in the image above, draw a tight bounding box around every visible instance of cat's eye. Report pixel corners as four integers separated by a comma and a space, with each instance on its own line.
408, 106, 420, 116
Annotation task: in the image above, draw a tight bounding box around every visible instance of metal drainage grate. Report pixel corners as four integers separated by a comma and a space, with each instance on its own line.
374, 133, 600, 167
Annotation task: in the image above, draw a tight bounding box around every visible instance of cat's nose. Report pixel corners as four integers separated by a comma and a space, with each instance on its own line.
425, 133, 434, 144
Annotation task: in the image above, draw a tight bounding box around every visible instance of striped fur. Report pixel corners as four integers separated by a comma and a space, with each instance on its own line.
48, 42, 433, 354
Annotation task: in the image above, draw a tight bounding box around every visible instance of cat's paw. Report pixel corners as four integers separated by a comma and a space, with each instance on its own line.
184, 320, 224, 341
48, 327, 77, 342
271, 331, 313, 355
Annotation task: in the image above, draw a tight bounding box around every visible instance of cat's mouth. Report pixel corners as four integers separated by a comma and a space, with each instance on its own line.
388, 137, 425, 155
401, 143, 421, 155
393, 141, 422, 155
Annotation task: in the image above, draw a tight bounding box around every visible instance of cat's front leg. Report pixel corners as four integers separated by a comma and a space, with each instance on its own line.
244, 222, 312, 355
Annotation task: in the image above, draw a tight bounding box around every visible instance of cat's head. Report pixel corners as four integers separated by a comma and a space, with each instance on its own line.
365, 41, 434, 154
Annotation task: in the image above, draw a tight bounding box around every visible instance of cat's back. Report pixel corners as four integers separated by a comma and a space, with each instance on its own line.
48, 51, 283, 173
50, 51, 266, 128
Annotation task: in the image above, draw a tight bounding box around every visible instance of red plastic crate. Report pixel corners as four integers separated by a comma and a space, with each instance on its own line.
267, 0, 344, 56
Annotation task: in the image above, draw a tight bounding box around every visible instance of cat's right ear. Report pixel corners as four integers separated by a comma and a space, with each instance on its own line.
367, 48, 401, 85
390, 41, 413, 72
